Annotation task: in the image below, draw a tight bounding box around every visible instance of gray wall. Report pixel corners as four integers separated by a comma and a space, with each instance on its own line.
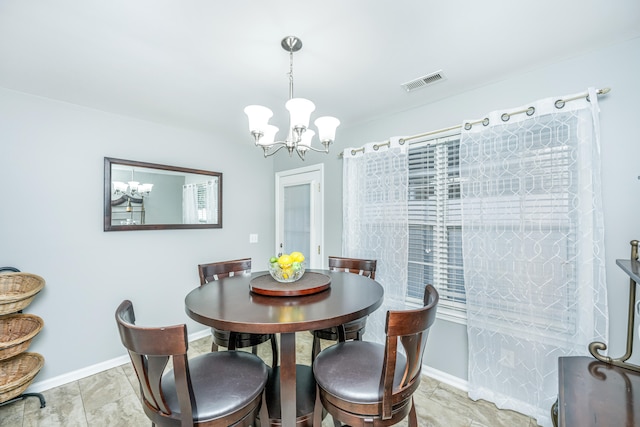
276, 36, 640, 379
0, 88, 276, 383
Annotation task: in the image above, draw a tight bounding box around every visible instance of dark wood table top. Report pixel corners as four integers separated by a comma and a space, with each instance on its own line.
558, 356, 640, 427
184, 269, 384, 334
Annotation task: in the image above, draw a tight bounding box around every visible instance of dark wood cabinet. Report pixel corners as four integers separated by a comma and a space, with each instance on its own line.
557, 356, 640, 426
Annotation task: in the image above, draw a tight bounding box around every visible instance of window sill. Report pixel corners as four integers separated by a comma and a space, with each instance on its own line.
436, 307, 467, 325
405, 299, 467, 325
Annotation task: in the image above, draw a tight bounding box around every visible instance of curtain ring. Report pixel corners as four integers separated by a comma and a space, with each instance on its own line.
555, 99, 565, 109
399, 138, 406, 145
373, 144, 380, 151
464, 123, 472, 130
351, 149, 357, 155
501, 113, 510, 122
482, 118, 490, 126
586, 94, 591, 103
526, 106, 535, 116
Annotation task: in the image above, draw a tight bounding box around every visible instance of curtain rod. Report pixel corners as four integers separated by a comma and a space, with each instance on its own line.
341, 87, 611, 157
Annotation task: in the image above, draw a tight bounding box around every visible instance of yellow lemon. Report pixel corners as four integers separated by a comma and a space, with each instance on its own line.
278, 254, 292, 267
290, 251, 305, 263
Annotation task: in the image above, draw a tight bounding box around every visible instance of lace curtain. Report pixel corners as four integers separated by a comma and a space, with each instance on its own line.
459, 88, 608, 426
182, 179, 218, 224
342, 137, 409, 345
204, 179, 218, 224
183, 183, 199, 224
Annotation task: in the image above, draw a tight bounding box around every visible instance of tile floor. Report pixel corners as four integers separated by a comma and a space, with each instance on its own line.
0, 333, 540, 426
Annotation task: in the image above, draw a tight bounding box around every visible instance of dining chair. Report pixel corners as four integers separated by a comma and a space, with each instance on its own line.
198, 258, 279, 367
311, 256, 377, 361
115, 299, 269, 427
312, 284, 439, 427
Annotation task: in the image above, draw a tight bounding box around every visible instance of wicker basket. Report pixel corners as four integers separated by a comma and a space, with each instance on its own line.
0, 273, 45, 315
0, 352, 44, 404
0, 314, 44, 361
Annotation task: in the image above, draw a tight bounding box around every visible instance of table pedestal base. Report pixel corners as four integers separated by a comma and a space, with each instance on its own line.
263, 364, 316, 427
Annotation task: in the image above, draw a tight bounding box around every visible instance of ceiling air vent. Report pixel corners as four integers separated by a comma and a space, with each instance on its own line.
401, 70, 446, 92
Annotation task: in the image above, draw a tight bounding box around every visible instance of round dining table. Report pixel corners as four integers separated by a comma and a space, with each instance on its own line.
184, 269, 384, 427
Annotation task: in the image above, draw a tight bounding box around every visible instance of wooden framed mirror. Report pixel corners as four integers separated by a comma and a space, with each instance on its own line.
104, 157, 222, 231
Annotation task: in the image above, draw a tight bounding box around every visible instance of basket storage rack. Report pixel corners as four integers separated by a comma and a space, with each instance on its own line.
0, 267, 46, 408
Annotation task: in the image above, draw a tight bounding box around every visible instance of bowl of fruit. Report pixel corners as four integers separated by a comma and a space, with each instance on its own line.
269, 252, 306, 283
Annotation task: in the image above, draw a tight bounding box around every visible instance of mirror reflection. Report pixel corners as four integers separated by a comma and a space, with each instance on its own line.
104, 158, 222, 231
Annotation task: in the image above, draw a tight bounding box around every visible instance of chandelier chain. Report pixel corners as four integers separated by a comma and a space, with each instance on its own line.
288, 49, 294, 100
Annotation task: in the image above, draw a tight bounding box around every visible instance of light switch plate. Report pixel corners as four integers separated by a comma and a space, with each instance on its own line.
249, 234, 258, 243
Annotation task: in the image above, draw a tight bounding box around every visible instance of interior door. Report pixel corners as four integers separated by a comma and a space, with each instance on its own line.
275, 164, 324, 269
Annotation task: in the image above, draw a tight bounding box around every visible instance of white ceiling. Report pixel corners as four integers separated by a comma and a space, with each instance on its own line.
1, 1, 639, 142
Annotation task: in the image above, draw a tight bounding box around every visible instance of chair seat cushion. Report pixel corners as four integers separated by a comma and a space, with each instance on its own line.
313, 341, 407, 404
162, 351, 268, 421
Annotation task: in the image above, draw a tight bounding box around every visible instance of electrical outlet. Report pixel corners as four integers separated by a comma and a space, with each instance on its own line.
249, 234, 258, 243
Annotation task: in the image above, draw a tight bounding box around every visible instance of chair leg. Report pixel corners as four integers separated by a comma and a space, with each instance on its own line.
270, 334, 278, 368
251, 345, 259, 355
408, 397, 418, 427
211, 342, 218, 352
311, 334, 321, 363
258, 391, 270, 427
313, 385, 324, 427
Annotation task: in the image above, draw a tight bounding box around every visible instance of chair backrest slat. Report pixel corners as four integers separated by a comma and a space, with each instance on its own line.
328, 256, 377, 279
198, 258, 252, 285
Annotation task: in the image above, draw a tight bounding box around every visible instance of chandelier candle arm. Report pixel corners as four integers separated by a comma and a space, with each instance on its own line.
244, 35, 339, 160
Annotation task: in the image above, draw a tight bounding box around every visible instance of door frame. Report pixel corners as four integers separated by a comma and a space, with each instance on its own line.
275, 164, 325, 269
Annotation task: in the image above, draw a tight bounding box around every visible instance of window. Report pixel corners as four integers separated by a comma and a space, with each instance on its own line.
195, 180, 220, 224
196, 182, 209, 223
407, 134, 466, 321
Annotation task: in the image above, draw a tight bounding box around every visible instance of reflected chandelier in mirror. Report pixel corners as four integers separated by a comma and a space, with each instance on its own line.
104, 157, 222, 231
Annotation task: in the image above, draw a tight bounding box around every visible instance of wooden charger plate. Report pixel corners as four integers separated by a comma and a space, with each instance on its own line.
249, 272, 331, 297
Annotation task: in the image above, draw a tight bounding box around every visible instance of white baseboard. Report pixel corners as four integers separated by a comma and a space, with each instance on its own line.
422, 364, 469, 392
26, 329, 212, 394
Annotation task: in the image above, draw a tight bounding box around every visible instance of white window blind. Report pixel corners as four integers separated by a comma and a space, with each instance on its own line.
196, 182, 208, 223
195, 179, 218, 224
408, 134, 466, 320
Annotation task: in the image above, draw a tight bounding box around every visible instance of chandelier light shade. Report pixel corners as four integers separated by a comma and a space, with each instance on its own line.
112, 181, 153, 197
244, 36, 340, 160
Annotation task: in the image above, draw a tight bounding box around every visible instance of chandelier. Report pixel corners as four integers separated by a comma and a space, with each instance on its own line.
244, 36, 340, 160
112, 177, 153, 212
